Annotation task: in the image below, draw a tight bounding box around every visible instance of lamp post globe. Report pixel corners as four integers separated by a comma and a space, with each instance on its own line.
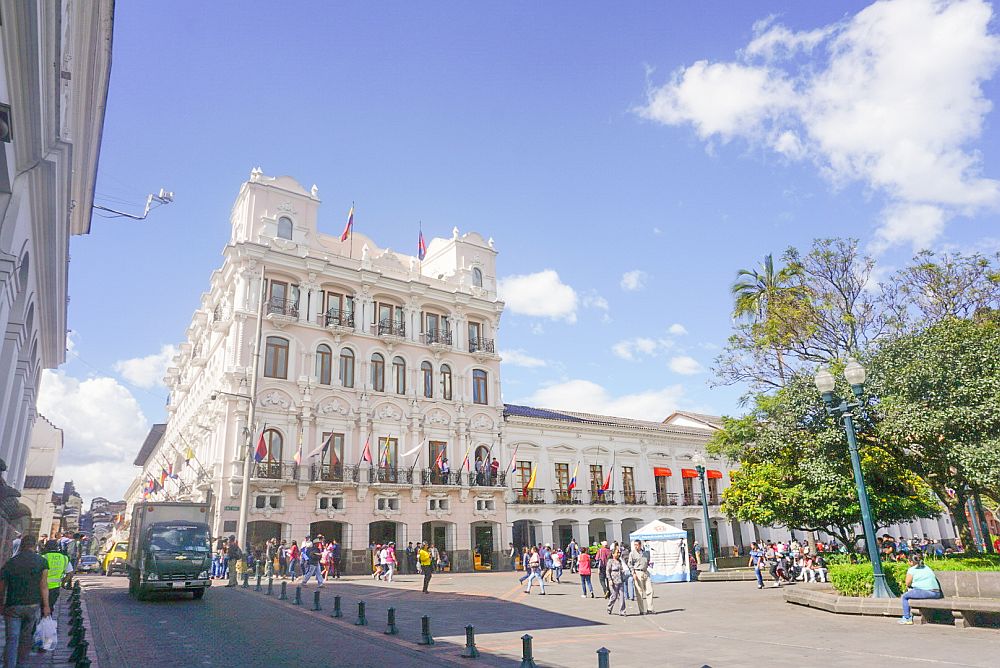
814, 368, 836, 394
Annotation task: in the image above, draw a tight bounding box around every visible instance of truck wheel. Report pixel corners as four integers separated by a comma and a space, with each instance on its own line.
192, 588, 205, 600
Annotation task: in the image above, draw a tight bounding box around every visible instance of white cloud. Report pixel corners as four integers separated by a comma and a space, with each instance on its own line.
581, 292, 611, 323
521, 379, 686, 422
38, 370, 150, 501
612, 337, 672, 361
500, 349, 547, 368
667, 323, 688, 336
640, 0, 1000, 251
620, 270, 648, 291
113, 344, 178, 389
652, 226, 663, 235
499, 270, 578, 322
669, 355, 705, 375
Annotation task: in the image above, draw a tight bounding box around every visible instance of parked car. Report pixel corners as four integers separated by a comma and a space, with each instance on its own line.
102, 541, 128, 576
77, 555, 101, 573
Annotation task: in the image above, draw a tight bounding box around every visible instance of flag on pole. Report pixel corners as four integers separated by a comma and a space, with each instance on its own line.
294, 429, 303, 466
507, 443, 520, 473
418, 229, 427, 261
599, 458, 614, 495
400, 439, 424, 459
168, 464, 178, 479
254, 432, 268, 463
359, 433, 372, 465
461, 443, 474, 471
379, 437, 390, 467
522, 465, 537, 498
568, 462, 579, 491
159, 468, 168, 486
183, 446, 195, 463
340, 205, 354, 242
433, 444, 446, 470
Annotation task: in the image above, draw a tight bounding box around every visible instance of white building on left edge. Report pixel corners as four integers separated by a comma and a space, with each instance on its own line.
0, 1, 114, 561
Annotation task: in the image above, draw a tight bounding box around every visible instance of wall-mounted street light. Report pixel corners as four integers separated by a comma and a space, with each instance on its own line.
815, 358, 895, 599
691, 452, 718, 573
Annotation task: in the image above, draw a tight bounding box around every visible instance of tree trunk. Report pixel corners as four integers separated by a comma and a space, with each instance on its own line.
945, 493, 978, 554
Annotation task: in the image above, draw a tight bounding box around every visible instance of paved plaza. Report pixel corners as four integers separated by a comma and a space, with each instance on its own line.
78, 571, 998, 667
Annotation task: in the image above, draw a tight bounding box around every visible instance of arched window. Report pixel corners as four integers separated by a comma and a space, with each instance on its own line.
441, 364, 453, 401
472, 267, 483, 288
277, 216, 293, 240
393, 356, 406, 395
263, 429, 283, 463
264, 337, 289, 379
339, 348, 355, 388
316, 344, 332, 385
473, 369, 488, 405
371, 353, 385, 392
421, 361, 433, 398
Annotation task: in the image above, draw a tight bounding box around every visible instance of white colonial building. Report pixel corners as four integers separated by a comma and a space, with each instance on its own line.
0, 0, 113, 560
130, 170, 508, 572
502, 407, 744, 556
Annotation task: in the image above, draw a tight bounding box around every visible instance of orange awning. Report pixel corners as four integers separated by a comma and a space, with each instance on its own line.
707, 469, 723, 479
653, 467, 672, 477
681, 468, 698, 478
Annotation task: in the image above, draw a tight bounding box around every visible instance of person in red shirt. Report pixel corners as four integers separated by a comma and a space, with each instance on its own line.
594, 541, 611, 598
578, 550, 594, 598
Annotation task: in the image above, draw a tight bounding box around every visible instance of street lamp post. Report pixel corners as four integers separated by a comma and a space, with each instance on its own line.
815, 359, 895, 599
691, 453, 718, 573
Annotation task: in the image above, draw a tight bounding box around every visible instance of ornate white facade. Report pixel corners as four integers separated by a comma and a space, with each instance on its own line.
0, 0, 113, 560
135, 171, 508, 571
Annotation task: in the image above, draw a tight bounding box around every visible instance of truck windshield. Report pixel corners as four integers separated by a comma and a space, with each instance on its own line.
148, 526, 210, 554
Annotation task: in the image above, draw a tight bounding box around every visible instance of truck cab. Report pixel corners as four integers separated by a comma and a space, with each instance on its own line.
127, 502, 213, 600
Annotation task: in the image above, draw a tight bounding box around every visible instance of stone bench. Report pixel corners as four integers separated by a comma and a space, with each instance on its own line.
909, 571, 1000, 629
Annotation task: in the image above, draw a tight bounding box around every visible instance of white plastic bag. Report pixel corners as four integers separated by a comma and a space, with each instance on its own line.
34, 615, 57, 651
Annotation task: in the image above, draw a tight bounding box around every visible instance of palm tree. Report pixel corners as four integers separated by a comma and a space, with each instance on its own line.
731, 254, 804, 384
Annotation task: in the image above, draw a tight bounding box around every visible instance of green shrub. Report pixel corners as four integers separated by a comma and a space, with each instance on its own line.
829, 558, 1000, 597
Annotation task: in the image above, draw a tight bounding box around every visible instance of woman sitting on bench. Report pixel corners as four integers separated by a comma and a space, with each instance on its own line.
900, 553, 942, 625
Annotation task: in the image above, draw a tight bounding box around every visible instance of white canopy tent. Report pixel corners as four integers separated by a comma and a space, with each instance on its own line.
629, 520, 690, 583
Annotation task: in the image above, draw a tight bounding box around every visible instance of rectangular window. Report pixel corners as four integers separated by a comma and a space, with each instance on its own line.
515, 460, 533, 488
324, 292, 355, 326
472, 370, 488, 405
320, 432, 345, 469
622, 467, 635, 494
428, 441, 447, 469
654, 474, 670, 501
589, 465, 604, 493
264, 337, 288, 379
683, 477, 695, 504
468, 321, 482, 350
554, 463, 570, 491
708, 478, 719, 503
379, 437, 399, 469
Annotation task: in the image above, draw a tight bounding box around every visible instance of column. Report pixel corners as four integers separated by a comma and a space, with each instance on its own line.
606, 521, 622, 545
538, 523, 554, 547
717, 519, 735, 556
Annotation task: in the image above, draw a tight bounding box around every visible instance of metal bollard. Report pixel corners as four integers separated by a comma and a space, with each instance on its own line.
519, 634, 537, 668
255, 574, 262, 592
461, 624, 479, 658
418, 615, 434, 645
597, 647, 611, 668
68, 625, 83, 648
73, 580, 81, 593
77, 658, 92, 668
279, 581, 287, 600
384, 607, 398, 635
69, 639, 88, 664
294, 586, 302, 605
313, 590, 322, 611
355, 601, 368, 626
330, 595, 343, 618
241, 571, 249, 588
267, 577, 273, 595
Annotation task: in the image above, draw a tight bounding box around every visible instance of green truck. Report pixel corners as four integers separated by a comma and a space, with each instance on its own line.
127, 502, 213, 600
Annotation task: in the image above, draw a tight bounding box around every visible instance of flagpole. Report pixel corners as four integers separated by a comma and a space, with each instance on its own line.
237, 264, 267, 551
350, 201, 355, 260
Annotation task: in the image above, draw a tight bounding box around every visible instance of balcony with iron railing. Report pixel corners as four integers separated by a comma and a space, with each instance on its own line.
423, 330, 453, 346
252, 462, 299, 481
622, 490, 647, 505
267, 297, 299, 318
469, 337, 495, 354
553, 489, 583, 505
310, 463, 348, 483
324, 308, 355, 329
654, 492, 680, 506
512, 488, 546, 505
378, 319, 406, 338
467, 471, 507, 487
368, 466, 417, 485
589, 490, 618, 505
421, 469, 463, 486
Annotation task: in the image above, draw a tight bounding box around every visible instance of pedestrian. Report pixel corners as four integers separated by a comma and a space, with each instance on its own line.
225, 536, 243, 587
265, 538, 277, 578
552, 547, 564, 583
437, 547, 449, 572
287, 540, 300, 580
595, 541, 611, 598
330, 540, 341, 579
0, 535, 50, 668
578, 549, 594, 598
301, 540, 325, 587
568, 539, 580, 573
605, 547, 626, 616
692, 540, 701, 565
490, 457, 500, 485
384, 542, 396, 582
899, 553, 942, 625
523, 547, 545, 595
541, 544, 554, 582
627, 540, 654, 615
418, 542, 433, 593
41, 540, 72, 610
406, 542, 416, 575
430, 544, 439, 572
507, 543, 517, 571
748, 541, 764, 589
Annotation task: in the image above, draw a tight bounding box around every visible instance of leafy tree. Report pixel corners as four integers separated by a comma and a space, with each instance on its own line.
709, 374, 940, 550
866, 314, 1000, 551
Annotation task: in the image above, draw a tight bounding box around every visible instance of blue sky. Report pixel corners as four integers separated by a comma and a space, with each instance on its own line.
40, 1, 1000, 502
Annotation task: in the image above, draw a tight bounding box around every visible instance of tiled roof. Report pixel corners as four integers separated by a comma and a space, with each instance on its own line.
23, 476, 53, 489
133, 423, 167, 466
663, 411, 724, 428
503, 404, 718, 437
